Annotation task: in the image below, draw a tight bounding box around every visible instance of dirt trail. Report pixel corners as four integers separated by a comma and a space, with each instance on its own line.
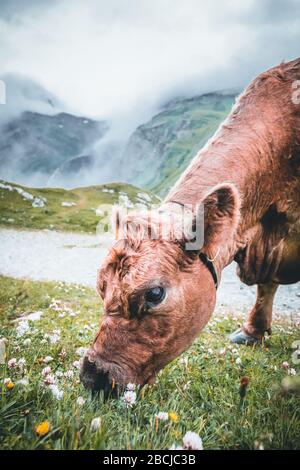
0, 228, 299, 316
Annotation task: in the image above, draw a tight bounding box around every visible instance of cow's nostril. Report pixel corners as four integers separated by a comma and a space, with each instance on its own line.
80, 356, 117, 397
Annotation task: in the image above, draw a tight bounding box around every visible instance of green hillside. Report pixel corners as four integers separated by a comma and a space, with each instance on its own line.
0, 180, 160, 233
121, 92, 237, 196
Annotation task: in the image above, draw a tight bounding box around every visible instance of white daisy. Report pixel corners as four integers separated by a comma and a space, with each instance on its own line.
76, 396, 86, 407
49, 384, 63, 400
90, 417, 101, 432
42, 366, 52, 377
64, 370, 74, 379
8, 358, 17, 369
16, 321, 30, 337
123, 390, 137, 407
155, 412, 169, 421
43, 356, 53, 363
183, 431, 203, 450
16, 378, 29, 387
126, 383, 136, 391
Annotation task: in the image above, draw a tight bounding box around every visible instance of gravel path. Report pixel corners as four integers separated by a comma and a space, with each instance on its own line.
0, 228, 299, 316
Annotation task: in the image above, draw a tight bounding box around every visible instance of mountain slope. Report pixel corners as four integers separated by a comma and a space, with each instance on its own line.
120, 92, 237, 196
0, 179, 160, 233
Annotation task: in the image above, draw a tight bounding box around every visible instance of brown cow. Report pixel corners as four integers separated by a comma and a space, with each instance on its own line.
80, 58, 300, 394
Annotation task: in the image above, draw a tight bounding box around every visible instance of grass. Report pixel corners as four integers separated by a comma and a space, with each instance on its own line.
0, 180, 160, 233
124, 93, 236, 197
0, 275, 299, 450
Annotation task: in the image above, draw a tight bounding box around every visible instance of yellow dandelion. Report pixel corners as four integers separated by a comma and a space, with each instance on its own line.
35, 421, 50, 437
6, 380, 14, 390
169, 412, 179, 423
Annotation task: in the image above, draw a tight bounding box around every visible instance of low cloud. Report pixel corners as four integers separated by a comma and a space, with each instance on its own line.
0, 0, 299, 121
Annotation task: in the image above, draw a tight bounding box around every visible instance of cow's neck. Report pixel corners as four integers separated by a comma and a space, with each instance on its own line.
164, 120, 283, 277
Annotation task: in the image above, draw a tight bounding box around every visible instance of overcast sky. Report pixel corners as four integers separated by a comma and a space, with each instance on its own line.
0, 0, 300, 120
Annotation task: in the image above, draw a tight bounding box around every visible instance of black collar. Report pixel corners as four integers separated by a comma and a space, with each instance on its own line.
199, 252, 219, 289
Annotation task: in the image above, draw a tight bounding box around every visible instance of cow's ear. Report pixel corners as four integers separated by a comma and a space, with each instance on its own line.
179, 183, 240, 253
111, 205, 127, 239
186, 183, 241, 254
202, 183, 241, 252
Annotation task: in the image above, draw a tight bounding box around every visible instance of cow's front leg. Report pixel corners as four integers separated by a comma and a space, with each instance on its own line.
229, 282, 279, 344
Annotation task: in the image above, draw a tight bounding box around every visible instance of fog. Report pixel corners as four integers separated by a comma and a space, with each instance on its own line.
0, 0, 299, 188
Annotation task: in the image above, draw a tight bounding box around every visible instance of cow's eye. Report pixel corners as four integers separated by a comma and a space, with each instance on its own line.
144, 286, 165, 305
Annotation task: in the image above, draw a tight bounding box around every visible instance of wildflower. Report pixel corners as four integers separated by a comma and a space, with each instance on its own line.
72, 360, 81, 369
179, 357, 189, 366
282, 361, 289, 370
48, 333, 60, 344
8, 358, 17, 369
76, 347, 88, 357
126, 383, 136, 391
49, 384, 63, 400
23, 338, 31, 346
4, 377, 14, 389
207, 348, 213, 355
42, 366, 52, 377
43, 356, 53, 363
18, 358, 26, 369
76, 397, 85, 407
239, 376, 249, 400
183, 431, 203, 450
43, 374, 56, 386
55, 370, 64, 378
235, 357, 242, 365
254, 440, 264, 450
169, 412, 179, 423
59, 349, 67, 361
64, 370, 74, 379
183, 381, 191, 391
90, 417, 101, 432
155, 412, 169, 421
219, 348, 226, 356
35, 421, 50, 437
288, 368, 297, 376
123, 390, 137, 407
0, 339, 6, 364
4, 379, 14, 390
16, 321, 30, 337
16, 378, 29, 387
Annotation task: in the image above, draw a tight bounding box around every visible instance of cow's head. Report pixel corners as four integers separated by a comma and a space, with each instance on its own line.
80, 183, 240, 395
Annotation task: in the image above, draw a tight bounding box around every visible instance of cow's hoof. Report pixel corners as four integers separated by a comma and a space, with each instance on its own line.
229, 329, 261, 345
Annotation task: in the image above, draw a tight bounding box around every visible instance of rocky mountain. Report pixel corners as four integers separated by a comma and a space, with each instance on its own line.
0, 74, 238, 195
0, 111, 107, 187
0, 75, 107, 187
120, 92, 237, 196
